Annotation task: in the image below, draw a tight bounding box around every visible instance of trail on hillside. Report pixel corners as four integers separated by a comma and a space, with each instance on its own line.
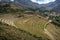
44, 20, 60, 40
44, 20, 56, 40
44, 29, 55, 40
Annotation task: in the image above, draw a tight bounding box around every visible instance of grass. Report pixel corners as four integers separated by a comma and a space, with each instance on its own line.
0, 22, 37, 40
0, 13, 60, 40
14, 14, 60, 40
0, 21, 50, 40
14, 15, 50, 38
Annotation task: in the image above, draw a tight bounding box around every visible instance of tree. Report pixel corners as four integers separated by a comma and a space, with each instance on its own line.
0, 3, 11, 13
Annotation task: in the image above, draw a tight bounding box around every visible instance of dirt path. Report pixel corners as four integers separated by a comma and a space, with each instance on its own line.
44, 29, 55, 40
44, 19, 60, 40
44, 20, 56, 40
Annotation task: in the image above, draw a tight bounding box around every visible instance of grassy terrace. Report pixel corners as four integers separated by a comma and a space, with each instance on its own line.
14, 14, 60, 40
0, 20, 50, 40
14, 15, 56, 38
0, 13, 60, 40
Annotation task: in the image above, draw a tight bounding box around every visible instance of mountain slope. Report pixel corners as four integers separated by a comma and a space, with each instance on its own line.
44, 0, 60, 12
14, 0, 42, 11
0, 14, 50, 40
0, 22, 38, 40
14, 14, 60, 40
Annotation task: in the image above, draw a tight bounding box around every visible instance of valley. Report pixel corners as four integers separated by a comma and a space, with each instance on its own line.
0, 0, 60, 40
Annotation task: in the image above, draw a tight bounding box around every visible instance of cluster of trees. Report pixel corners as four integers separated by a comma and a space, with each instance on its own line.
52, 15, 60, 26
0, 3, 10, 13
40, 12, 60, 26
0, 3, 19, 13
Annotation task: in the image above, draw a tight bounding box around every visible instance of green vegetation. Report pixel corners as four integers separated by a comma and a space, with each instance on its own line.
0, 21, 50, 40
0, 1, 60, 40
14, 14, 57, 38
39, 12, 60, 27
51, 15, 60, 26
0, 3, 25, 14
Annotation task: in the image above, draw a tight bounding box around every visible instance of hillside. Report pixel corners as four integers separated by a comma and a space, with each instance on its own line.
14, 0, 41, 10
0, 22, 40, 40
1, 0, 60, 13
0, 0, 43, 11
14, 14, 60, 40
0, 0, 60, 40
0, 13, 60, 40
0, 14, 50, 40
43, 0, 60, 13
